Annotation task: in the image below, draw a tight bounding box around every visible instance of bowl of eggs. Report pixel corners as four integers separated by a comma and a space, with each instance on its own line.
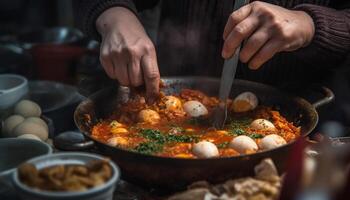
1, 99, 52, 143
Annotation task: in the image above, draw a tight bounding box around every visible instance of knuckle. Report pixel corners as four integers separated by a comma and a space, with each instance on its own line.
127, 46, 139, 57
146, 71, 160, 81
251, 1, 263, 10
233, 26, 245, 38
144, 42, 155, 53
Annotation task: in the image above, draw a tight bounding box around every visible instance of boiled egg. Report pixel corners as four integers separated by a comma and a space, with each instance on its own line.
111, 127, 128, 135
163, 96, 182, 111
183, 101, 208, 117
107, 136, 129, 147
259, 134, 286, 150
250, 119, 276, 132
138, 109, 160, 124
14, 100, 42, 118
192, 141, 219, 158
25, 117, 48, 132
229, 135, 258, 154
12, 121, 48, 141
232, 92, 258, 113
17, 134, 42, 141
2, 115, 25, 137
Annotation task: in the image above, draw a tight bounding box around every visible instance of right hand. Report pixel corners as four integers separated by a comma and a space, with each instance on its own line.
96, 7, 160, 99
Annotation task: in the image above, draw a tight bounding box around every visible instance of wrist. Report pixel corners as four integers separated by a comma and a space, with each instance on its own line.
292, 11, 315, 47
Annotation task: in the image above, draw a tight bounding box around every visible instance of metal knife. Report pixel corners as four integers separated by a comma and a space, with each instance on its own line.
212, 0, 249, 129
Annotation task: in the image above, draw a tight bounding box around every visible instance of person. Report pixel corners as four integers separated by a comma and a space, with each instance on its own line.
74, 0, 350, 101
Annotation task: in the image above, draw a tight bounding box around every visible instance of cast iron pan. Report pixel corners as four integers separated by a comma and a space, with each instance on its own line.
72, 77, 334, 190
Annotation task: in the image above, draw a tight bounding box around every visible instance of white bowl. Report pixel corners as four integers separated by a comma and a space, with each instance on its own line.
0, 74, 28, 110
13, 152, 120, 200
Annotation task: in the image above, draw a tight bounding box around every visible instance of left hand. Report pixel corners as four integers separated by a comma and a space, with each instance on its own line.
222, 1, 315, 69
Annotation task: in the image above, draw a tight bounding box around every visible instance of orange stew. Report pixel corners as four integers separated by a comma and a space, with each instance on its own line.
91, 89, 300, 158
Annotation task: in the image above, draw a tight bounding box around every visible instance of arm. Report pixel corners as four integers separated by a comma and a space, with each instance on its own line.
222, 1, 350, 69
293, 4, 350, 68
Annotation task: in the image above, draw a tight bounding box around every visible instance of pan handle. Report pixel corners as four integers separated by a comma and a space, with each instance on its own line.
53, 131, 95, 151
312, 86, 335, 109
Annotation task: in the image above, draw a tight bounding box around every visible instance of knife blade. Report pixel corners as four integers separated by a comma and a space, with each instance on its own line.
212, 0, 249, 129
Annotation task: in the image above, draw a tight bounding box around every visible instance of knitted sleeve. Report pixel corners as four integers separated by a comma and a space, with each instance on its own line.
293, 4, 350, 67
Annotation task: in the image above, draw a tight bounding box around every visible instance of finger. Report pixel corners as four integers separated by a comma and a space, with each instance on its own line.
111, 53, 130, 86
128, 55, 144, 87
99, 43, 115, 79
248, 39, 283, 70
141, 52, 160, 101
223, 4, 252, 40
239, 27, 270, 63
222, 14, 260, 59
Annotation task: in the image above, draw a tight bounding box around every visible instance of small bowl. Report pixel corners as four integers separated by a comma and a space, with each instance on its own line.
0, 138, 52, 194
0, 74, 28, 111
13, 152, 120, 200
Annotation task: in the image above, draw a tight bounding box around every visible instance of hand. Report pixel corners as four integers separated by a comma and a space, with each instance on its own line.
222, 1, 315, 69
96, 7, 160, 99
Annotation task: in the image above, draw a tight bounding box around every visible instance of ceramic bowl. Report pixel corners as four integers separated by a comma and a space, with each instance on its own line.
13, 152, 120, 200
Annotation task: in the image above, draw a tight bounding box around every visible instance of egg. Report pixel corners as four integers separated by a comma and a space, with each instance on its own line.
107, 136, 129, 147
229, 135, 258, 154
17, 134, 42, 141
25, 117, 48, 132
111, 127, 129, 135
259, 134, 286, 150
109, 120, 124, 128
14, 100, 42, 117
232, 92, 258, 113
163, 96, 182, 111
138, 109, 160, 124
192, 141, 219, 158
250, 119, 276, 132
12, 121, 48, 141
183, 101, 208, 117
2, 115, 25, 137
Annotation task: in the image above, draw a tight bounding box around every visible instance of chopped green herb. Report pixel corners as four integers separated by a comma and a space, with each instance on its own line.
217, 142, 229, 149
138, 128, 198, 144
139, 129, 167, 144
167, 134, 199, 143
228, 128, 245, 136
249, 133, 263, 139
134, 142, 163, 155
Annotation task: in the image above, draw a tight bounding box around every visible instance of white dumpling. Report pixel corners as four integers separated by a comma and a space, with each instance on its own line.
107, 136, 129, 147
14, 100, 42, 117
183, 101, 208, 117
163, 96, 183, 111
17, 134, 42, 141
138, 109, 160, 124
25, 117, 48, 132
12, 121, 48, 141
192, 141, 219, 158
232, 92, 258, 113
259, 134, 286, 150
250, 119, 276, 132
2, 115, 25, 137
229, 135, 258, 154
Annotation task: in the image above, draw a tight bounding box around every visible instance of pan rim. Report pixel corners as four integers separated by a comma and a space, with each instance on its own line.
74, 76, 318, 162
